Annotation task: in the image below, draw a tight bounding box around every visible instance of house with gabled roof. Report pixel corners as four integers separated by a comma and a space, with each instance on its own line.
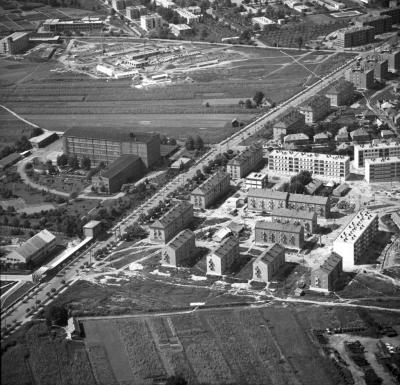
252, 244, 285, 283
207, 236, 239, 275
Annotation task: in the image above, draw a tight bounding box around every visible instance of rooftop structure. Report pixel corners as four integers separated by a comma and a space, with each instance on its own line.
29, 131, 58, 149
270, 207, 317, 233
252, 17, 275, 28
244, 172, 268, 189
255, 221, 304, 249
175, 8, 200, 24
170, 23, 192, 37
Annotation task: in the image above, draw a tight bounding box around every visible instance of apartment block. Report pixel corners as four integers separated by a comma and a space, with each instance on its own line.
247, 189, 288, 212
126, 5, 147, 19
207, 236, 239, 275
0, 32, 30, 54
273, 109, 305, 141
381, 49, 400, 72
336, 26, 375, 48
252, 244, 285, 283
325, 78, 355, 107
310, 253, 342, 292
244, 172, 268, 189
333, 210, 378, 271
299, 95, 331, 124
267, 149, 350, 182
170, 23, 192, 37
270, 208, 317, 233
227, 144, 263, 180
161, 229, 196, 267
379, 6, 400, 25
63, 127, 160, 168
355, 14, 392, 35
255, 221, 304, 249
353, 141, 400, 168
43, 17, 103, 32
190, 171, 230, 209
345, 66, 374, 89
365, 156, 400, 183
364, 59, 388, 81
83, 220, 103, 239
288, 193, 330, 218
149, 201, 193, 243
175, 8, 200, 24
140, 14, 162, 31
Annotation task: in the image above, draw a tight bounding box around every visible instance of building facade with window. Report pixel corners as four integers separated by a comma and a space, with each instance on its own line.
365, 156, 400, 183
161, 229, 196, 267
255, 221, 304, 249
336, 26, 375, 48
247, 189, 288, 212
325, 78, 355, 107
227, 144, 263, 180
0, 32, 30, 54
345, 66, 374, 90
288, 193, 330, 218
355, 14, 392, 35
310, 253, 342, 292
207, 236, 239, 275
273, 109, 305, 141
299, 95, 331, 124
252, 244, 285, 283
244, 172, 268, 189
354, 141, 400, 168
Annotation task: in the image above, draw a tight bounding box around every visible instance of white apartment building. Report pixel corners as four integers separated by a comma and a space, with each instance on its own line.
252, 17, 275, 29
333, 210, 378, 271
175, 8, 200, 24
170, 23, 191, 37
268, 150, 350, 181
354, 141, 400, 168
140, 14, 162, 31
365, 157, 400, 183
244, 172, 268, 189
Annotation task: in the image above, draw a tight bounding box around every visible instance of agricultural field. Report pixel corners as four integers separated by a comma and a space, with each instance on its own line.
79, 304, 398, 385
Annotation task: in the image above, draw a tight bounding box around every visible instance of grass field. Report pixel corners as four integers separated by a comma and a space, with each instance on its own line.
79, 304, 384, 385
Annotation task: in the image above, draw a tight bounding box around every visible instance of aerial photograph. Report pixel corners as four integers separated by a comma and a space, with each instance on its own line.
0, 0, 400, 384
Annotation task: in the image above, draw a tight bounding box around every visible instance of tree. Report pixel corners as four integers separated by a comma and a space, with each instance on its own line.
253, 91, 265, 107
68, 155, 79, 170
31, 127, 44, 137
238, 100, 244, 108
193, 135, 204, 150
167, 138, 177, 145
166, 375, 188, 385
81, 157, 91, 171
245, 99, 253, 109
44, 305, 68, 326
296, 36, 303, 50
69, 191, 79, 200
57, 154, 68, 167
253, 23, 260, 32
160, 135, 168, 144
185, 136, 195, 151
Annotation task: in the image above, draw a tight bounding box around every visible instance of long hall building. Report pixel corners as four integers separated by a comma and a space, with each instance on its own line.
268, 150, 350, 181
63, 127, 161, 168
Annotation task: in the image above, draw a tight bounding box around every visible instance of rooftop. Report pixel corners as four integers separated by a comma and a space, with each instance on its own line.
1, 32, 30, 41
326, 78, 354, 95
335, 210, 377, 245
284, 133, 309, 141
269, 149, 349, 162
29, 131, 57, 144
151, 200, 192, 229
299, 95, 329, 111
257, 243, 285, 265
227, 144, 262, 166
64, 127, 159, 143
357, 14, 392, 23
100, 155, 142, 179
354, 140, 400, 150
255, 220, 303, 233
212, 236, 238, 259
274, 109, 304, 128
271, 207, 316, 220
83, 220, 101, 229
317, 253, 342, 274
365, 156, 400, 165
247, 188, 288, 201
246, 172, 267, 181
288, 193, 329, 206
0, 152, 21, 167
167, 229, 194, 250
191, 170, 230, 196
338, 26, 375, 34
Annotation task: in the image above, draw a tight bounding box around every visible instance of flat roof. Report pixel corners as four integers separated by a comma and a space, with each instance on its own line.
269, 149, 349, 162
246, 172, 267, 181
0, 152, 21, 167
255, 220, 303, 233
354, 140, 400, 150
83, 220, 101, 229
1, 32, 30, 41
64, 127, 159, 144
100, 155, 142, 179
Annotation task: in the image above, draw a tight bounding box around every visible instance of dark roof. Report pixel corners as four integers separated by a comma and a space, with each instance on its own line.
150, 200, 192, 229
213, 236, 238, 259
255, 220, 303, 233
248, 189, 288, 201
317, 253, 342, 274
100, 155, 142, 179
167, 229, 194, 250
192, 171, 230, 196
357, 14, 392, 23
288, 193, 328, 206
271, 208, 316, 221
0, 152, 21, 167
227, 144, 262, 166
257, 244, 285, 264
64, 127, 159, 144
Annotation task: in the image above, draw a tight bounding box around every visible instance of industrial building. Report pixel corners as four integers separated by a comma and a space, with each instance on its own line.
325, 78, 354, 107
273, 109, 305, 141
83, 220, 103, 239
267, 150, 350, 182
345, 66, 374, 90
255, 221, 304, 249
365, 157, 400, 183
336, 26, 375, 48
149, 201, 193, 243
92, 155, 145, 194
299, 95, 331, 124
333, 210, 378, 271
63, 127, 161, 168
42, 17, 103, 32
1, 229, 56, 267
29, 132, 58, 149
270, 208, 317, 234
0, 32, 30, 54
207, 236, 239, 275
247, 189, 288, 212
140, 14, 163, 31
190, 171, 230, 209
252, 244, 285, 283
162, 229, 196, 267
226, 144, 263, 180
244, 172, 268, 189
310, 253, 342, 292
353, 141, 400, 168
288, 193, 330, 218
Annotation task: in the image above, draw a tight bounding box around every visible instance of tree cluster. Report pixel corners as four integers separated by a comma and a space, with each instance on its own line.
283, 171, 312, 194
0, 136, 32, 160
185, 135, 204, 151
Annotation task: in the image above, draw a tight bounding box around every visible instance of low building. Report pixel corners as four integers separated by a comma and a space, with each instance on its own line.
314, 0, 345, 10
336, 26, 375, 49
350, 128, 370, 143
355, 14, 392, 35
288, 193, 330, 218
207, 236, 239, 275
283, 133, 310, 145
314, 132, 330, 144
1, 229, 56, 267
333, 210, 378, 271
83, 220, 103, 239
255, 221, 304, 249
43, 17, 103, 32
365, 156, 400, 183
140, 14, 162, 31
92, 155, 145, 194
247, 189, 288, 212
305, 179, 323, 195
325, 78, 354, 107
170, 23, 192, 37
332, 183, 350, 197
29, 132, 58, 149
149, 200, 193, 243
273, 109, 305, 141
244, 172, 268, 189
252, 16, 275, 29
345, 66, 374, 90
0, 32, 30, 54
252, 244, 285, 283
161, 229, 196, 267
227, 144, 263, 180
310, 253, 342, 292
190, 171, 230, 209
270, 208, 317, 234
380, 130, 396, 140
299, 95, 331, 124
0, 152, 22, 170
